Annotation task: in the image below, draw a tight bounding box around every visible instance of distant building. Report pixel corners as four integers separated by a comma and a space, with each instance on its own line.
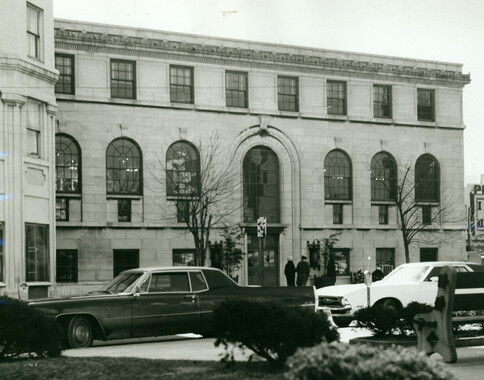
0, 1, 472, 298
466, 175, 484, 261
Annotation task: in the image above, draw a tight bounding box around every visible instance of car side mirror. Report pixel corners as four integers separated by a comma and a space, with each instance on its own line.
429, 276, 439, 282
133, 286, 141, 296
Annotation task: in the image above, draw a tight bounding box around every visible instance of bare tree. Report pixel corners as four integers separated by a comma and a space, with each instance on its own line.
153, 134, 241, 266
372, 158, 463, 263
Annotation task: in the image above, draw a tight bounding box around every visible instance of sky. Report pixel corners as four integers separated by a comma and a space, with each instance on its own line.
53, 0, 484, 185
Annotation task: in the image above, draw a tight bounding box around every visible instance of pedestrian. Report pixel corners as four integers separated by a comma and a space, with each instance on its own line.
296, 255, 310, 286
284, 256, 296, 286
372, 266, 384, 282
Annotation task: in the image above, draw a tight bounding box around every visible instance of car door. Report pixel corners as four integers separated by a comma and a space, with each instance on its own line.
418, 265, 471, 305
131, 271, 199, 337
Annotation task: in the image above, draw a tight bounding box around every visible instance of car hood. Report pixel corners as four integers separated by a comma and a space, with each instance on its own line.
316, 283, 367, 297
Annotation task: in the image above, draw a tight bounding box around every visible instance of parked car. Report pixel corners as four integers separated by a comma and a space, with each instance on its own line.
29, 267, 317, 348
316, 261, 484, 327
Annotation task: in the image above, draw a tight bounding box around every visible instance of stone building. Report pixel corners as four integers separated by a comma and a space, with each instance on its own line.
0, 3, 471, 298
0, 0, 57, 298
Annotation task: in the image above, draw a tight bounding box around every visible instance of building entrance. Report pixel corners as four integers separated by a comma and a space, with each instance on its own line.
247, 232, 279, 286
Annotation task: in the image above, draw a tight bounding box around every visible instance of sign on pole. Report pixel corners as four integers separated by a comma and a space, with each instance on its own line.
257, 217, 266, 238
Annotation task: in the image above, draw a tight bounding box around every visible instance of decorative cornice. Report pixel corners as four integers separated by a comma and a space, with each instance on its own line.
54, 28, 470, 86
0, 58, 58, 84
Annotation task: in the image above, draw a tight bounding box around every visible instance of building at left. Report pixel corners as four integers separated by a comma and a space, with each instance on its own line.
0, 1, 57, 298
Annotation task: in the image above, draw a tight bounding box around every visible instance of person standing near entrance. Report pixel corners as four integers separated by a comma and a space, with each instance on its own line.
284, 256, 296, 286
296, 255, 310, 286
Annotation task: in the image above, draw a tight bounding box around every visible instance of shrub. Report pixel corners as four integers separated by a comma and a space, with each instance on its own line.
212, 299, 339, 366
285, 342, 457, 380
355, 302, 433, 336
0, 296, 64, 360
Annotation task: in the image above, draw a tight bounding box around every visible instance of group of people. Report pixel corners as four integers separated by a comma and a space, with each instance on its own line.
284, 255, 310, 287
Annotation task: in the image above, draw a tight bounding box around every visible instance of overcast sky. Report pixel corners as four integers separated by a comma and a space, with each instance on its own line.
53, 0, 484, 185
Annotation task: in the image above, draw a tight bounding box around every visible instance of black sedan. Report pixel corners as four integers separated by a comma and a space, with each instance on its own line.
30, 267, 317, 348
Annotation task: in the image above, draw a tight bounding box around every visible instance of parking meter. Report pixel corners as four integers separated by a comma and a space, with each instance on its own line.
364, 270, 372, 307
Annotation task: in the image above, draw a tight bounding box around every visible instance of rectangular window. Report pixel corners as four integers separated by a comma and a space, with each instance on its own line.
478, 202, 482, 211
27, 3, 42, 59
379, 205, 389, 225
226, 71, 248, 108
55, 54, 75, 94
277, 76, 298, 112
333, 204, 343, 224
170, 65, 194, 103
110, 59, 136, 99
376, 248, 395, 274
422, 205, 432, 225
113, 249, 139, 277
118, 199, 131, 222
176, 201, 189, 223
56, 198, 69, 221
0, 223, 3, 282
332, 248, 350, 276
417, 89, 435, 121
56, 250, 78, 283
327, 81, 346, 115
373, 85, 392, 118
173, 249, 197, 266
27, 128, 40, 156
420, 248, 438, 262
25, 223, 49, 282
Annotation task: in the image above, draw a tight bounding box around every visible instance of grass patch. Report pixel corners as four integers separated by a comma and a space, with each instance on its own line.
0, 357, 285, 380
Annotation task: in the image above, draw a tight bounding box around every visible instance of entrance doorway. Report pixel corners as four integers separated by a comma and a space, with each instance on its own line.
247, 232, 279, 286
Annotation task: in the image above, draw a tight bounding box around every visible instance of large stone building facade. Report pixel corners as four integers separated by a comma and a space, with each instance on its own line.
0, 2, 471, 298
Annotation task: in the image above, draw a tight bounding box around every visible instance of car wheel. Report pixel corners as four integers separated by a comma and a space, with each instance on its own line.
67, 316, 93, 348
378, 299, 401, 314
334, 319, 352, 328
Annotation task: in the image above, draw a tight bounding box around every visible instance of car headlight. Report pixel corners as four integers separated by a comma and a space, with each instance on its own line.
340, 297, 350, 306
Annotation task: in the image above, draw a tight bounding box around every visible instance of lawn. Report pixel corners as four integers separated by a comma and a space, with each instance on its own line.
0, 357, 286, 380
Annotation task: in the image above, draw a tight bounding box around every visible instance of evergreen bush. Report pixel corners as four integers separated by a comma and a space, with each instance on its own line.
213, 299, 339, 366
286, 342, 456, 380
0, 296, 63, 360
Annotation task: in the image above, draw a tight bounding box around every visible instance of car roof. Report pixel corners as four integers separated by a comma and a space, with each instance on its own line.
398, 261, 470, 267
123, 266, 219, 273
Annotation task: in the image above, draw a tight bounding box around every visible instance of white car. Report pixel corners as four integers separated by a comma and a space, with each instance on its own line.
317, 261, 484, 327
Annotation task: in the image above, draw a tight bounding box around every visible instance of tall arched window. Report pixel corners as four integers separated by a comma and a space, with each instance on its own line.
55, 133, 81, 193
166, 141, 200, 197
324, 149, 352, 200
415, 154, 440, 202
243, 146, 280, 223
371, 152, 397, 201
106, 138, 142, 195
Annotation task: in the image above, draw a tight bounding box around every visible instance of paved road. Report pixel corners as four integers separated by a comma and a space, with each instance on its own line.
63, 329, 484, 379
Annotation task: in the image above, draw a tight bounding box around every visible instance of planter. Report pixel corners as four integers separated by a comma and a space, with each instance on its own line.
349, 335, 417, 347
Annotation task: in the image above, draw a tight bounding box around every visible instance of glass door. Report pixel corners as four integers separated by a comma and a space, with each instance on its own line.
247, 232, 279, 286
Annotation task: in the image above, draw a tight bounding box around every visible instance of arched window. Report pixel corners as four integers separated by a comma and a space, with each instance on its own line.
415, 154, 440, 202
324, 149, 352, 200
166, 141, 200, 197
371, 152, 397, 201
243, 146, 280, 223
55, 133, 81, 193
106, 138, 142, 195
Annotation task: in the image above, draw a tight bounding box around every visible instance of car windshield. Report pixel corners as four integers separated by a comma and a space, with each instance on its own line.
381, 265, 429, 283
98, 272, 145, 294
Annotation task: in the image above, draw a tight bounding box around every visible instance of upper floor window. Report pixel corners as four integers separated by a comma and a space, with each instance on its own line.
327, 81, 346, 115
373, 85, 392, 118
110, 59, 136, 99
55, 54, 75, 94
324, 149, 352, 200
415, 154, 440, 202
417, 89, 435, 121
56, 134, 81, 193
27, 3, 42, 60
106, 138, 142, 195
226, 71, 248, 108
243, 146, 280, 223
277, 76, 298, 112
170, 66, 194, 104
166, 141, 200, 197
371, 152, 397, 201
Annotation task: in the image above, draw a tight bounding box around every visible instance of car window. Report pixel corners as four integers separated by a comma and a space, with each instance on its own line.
148, 272, 190, 292
202, 269, 237, 289
424, 266, 441, 281
99, 272, 144, 294
189, 271, 208, 292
